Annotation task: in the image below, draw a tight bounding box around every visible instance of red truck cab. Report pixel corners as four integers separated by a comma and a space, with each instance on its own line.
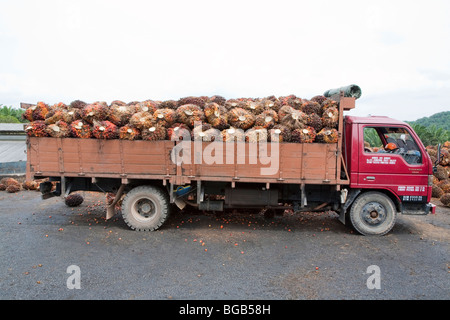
342, 115, 435, 234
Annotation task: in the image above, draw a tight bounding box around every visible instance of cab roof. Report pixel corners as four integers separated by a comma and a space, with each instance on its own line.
345, 115, 409, 126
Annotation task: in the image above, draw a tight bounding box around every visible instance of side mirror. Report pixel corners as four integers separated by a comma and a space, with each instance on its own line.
433, 143, 441, 173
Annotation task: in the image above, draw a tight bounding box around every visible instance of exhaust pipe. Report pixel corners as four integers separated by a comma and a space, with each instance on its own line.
324, 84, 362, 99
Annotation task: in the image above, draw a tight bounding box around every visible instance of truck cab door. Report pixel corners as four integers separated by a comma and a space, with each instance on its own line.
357, 124, 429, 204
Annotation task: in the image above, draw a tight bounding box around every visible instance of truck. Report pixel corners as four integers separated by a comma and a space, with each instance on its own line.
25, 85, 437, 235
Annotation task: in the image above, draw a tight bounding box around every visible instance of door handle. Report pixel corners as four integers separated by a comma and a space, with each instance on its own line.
365, 176, 376, 181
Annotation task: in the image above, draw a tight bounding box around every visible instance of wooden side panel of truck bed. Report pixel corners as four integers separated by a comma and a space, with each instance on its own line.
27, 137, 340, 185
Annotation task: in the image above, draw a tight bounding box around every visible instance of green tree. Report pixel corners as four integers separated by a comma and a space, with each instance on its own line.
0, 105, 27, 123
410, 123, 449, 146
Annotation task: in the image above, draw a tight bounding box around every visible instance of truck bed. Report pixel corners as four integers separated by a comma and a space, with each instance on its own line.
26, 138, 344, 186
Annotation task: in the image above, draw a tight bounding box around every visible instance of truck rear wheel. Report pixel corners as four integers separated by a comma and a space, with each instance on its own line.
121, 185, 170, 231
349, 192, 397, 236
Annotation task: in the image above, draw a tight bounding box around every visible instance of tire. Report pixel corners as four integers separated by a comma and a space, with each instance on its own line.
349, 191, 397, 236
121, 185, 170, 231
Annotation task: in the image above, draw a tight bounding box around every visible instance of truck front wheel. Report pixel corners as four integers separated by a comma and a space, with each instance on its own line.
121, 185, 170, 231
349, 192, 397, 236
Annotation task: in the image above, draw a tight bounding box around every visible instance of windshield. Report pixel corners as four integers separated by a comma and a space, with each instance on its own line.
363, 126, 422, 165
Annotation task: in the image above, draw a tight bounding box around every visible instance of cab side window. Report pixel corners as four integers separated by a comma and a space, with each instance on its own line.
363, 126, 422, 165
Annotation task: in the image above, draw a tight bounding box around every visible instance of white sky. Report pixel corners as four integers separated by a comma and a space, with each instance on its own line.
0, 0, 449, 121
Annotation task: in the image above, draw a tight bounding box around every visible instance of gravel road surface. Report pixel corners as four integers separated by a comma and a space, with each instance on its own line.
1, 191, 449, 300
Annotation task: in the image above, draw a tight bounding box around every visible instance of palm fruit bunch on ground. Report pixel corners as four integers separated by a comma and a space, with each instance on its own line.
65, 193, 84, 207
426, 142, 450, 207
22, 92, 341, 143
0, 177, 21, 193
22, 180, 39, 190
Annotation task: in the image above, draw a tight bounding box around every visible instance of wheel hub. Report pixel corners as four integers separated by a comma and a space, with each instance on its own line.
361, 202, 386, 225
135, 199, 155, 218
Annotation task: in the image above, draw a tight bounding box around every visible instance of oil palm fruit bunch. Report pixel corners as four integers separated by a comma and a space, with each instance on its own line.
222, 127, 245, 142
438, 179, 450, 193
108, 104, 135, 127
433, 165, 448, 181
119, 125, 140, 140
22, 180, 39, 190
62, 108, 82, 124
44, 109, 65, 125
280, 95, 303, 110
0, 183, 6, 191
177, 96, 207, 109
245, 126, 268, 143
6, 184, 21, 193
301, 100, 322, 115
256, 109, 278, 129
260, 97, 282, 112
176, 104, 205, 128
70, 120, 92, 139
306, 113, 323, 132
69, 100, 87, 109
291, 127, 316, 143
135, 100, 159, 114
129, 111, 154, 130
224, 99, 244, 110
92, 120, 119, 139
321, 98, 338, 111
432, 185, 444, 198
321, 106, 339, 128
191, 123, 212, 141
269, 124, 291, 143
167, 123, 191, 141
279, 106, 308, 130
24, 121, 49, 137
141, 125, 167, 141
209, 95, 226, 106
81, 103, 109, 124
153, 108, 177, 128
65, 193, 84, 207
1, 177, 20, 188
316, 128, 338, 144
158, 100, 178, 110
45, 120, 70, 138
440, 193, 450, 207
242, 100, 264, 115
23, 102, 50, 121
310, 95, 328, 105
227, 107, 255, 130
204, 102, 229, 130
